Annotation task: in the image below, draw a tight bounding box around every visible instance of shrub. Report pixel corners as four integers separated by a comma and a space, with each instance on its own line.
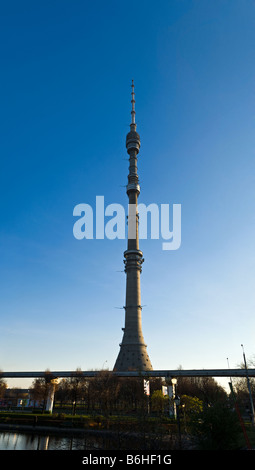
191, 402, 241, 450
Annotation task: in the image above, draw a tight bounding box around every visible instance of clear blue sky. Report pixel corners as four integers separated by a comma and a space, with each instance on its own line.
1, 0, 255, 388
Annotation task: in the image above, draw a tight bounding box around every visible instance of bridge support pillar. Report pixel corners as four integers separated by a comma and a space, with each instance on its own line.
45, 378, 59, 413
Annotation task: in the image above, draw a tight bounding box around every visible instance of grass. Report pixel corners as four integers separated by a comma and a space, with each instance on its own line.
0, 410, 177, 433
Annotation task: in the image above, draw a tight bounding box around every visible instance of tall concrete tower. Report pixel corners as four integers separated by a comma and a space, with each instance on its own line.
114, 81, 153, 372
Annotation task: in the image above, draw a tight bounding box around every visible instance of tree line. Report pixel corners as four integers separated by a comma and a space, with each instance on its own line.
1, 362, 254, 418
27, 368, 229, 415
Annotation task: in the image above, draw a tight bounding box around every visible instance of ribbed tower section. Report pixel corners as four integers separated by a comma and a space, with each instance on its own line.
114, 81, 153, 372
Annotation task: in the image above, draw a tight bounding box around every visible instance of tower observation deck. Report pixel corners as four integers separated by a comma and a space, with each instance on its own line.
114, 81, 153, 372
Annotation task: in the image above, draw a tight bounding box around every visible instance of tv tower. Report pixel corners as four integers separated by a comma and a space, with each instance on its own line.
114, 81, 153, 371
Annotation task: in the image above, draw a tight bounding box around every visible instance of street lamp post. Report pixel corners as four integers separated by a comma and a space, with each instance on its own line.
241, 344, 255, 426
174, 395, 182, 449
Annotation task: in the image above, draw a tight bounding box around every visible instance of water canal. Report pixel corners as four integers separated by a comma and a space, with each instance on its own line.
0, 431, 106, 450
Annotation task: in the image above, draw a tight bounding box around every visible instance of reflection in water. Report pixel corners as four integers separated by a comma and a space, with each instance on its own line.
0, 429, 166, 450
37, 435, 50, 450
0, 432, 104, 450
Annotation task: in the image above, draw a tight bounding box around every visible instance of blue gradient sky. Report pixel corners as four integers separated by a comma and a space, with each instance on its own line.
1, 0, 255, 387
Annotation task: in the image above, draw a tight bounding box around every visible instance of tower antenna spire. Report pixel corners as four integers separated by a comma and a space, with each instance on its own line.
131, 79, 136, 125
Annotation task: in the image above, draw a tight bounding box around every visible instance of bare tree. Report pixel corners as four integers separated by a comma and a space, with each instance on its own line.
0, 371, 7, 398
88, 370, 121, 416
29, 369, 56, 411
66, 368, 87, 415
176, 366, 227, 404
232, 355, 255, 420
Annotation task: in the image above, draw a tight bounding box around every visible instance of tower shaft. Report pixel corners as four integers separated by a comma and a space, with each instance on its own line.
114, 82, 153, 372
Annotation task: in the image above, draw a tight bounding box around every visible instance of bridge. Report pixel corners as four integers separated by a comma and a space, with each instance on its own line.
2, 369, 255, 379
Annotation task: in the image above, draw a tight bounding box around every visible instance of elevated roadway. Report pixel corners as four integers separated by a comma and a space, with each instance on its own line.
1, 369, 255, 379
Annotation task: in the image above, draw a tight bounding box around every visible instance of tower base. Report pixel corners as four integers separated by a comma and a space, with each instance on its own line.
114, 343, 153, 372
